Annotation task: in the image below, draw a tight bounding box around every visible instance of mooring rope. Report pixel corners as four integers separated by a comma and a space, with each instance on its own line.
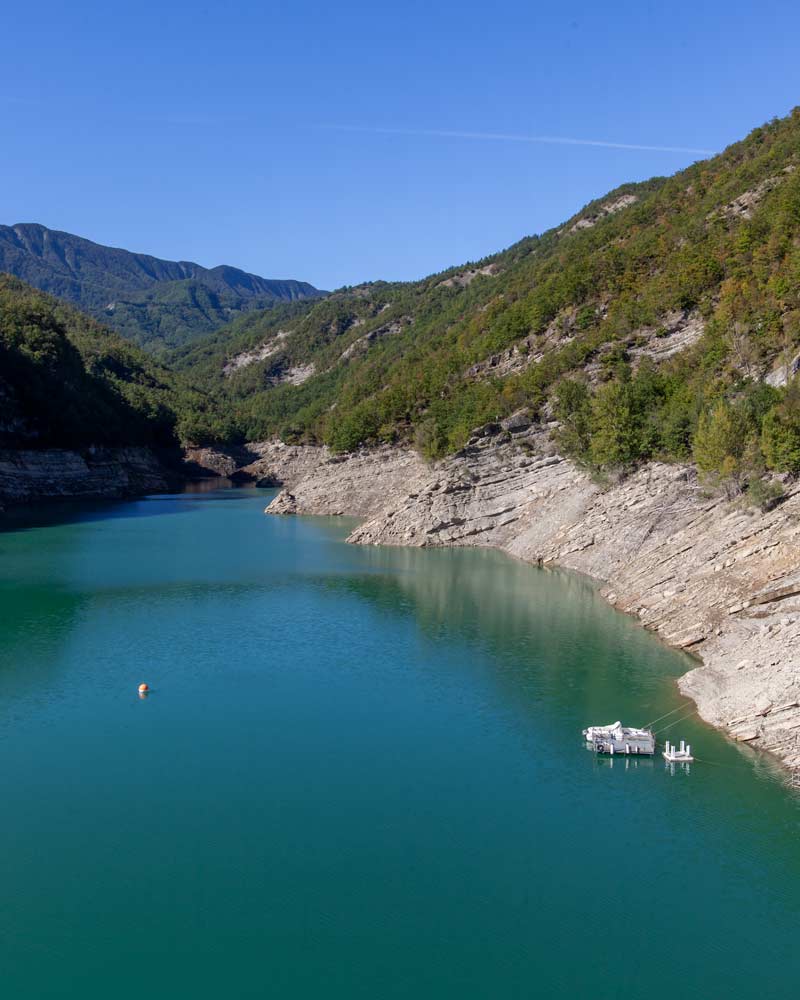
652, 708, 698, 737
644, 703, 694, 729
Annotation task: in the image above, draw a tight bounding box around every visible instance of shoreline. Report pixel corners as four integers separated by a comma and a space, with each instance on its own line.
3, 435, 797, 779
253, 435, 800, 780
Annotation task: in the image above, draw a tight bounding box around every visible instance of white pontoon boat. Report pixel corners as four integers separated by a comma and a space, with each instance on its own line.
583, 721, 656, 756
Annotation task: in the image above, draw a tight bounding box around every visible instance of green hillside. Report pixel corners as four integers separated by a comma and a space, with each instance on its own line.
0, 275, 209, 450
173, 108, 800, 486
5, 107, 800, 497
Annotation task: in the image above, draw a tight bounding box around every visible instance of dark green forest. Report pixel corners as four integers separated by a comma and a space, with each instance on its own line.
0, 275, 209, 449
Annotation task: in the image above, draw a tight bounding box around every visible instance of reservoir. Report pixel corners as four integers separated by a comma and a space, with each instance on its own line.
1, 486, 799, 998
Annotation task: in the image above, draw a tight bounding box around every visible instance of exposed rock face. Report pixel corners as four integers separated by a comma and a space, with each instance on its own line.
630, 310, 705, 364
466, 311, 579, 381
765, 350, 800, 388
281, 363, 315, 386
437, 263, 499, 289
222, 331, 290, 375
183, 441, 323, 486
467, 308, 704, 385
268, 447, 428, 517
567, 193, 638, 233
221, 335, 316, 386
265, 430, 800, 777
339, 317, 413, 363
0, 447, 170, 507
708, 166, 796, 222
182, 446, 243, 478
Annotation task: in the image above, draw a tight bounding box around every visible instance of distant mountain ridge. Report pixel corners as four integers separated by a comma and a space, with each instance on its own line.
0, 223, 325, 352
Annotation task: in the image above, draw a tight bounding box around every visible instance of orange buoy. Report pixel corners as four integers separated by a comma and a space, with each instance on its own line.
138, 683, 150, 694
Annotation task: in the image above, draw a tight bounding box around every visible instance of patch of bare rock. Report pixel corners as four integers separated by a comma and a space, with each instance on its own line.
708, 166, 796, 223
566, 193, 638, 233
437, 263, 500, 289
339, 317, 413, 363
223, 330, 291, 376
466, 310, 581, 381
264, 427, 800, 779
466, 308, 701, 385
268, 446, 428, 518
629, 310, 705, 364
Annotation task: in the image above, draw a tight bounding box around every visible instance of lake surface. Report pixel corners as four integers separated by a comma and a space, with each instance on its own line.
1, 486, 799, 998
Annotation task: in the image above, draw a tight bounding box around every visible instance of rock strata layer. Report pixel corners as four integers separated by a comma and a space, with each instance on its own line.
0, 447, 170, 507
183, 441, 326, 486
264, 431, 800, 778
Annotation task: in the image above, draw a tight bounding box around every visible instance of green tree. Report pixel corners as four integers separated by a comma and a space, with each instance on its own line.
589, 382, 640, 469
692, 400, 749, 488
553, 378, 592, 460
761, 381, 800, 473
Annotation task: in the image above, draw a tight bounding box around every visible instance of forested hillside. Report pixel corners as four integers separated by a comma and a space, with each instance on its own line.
0, 224, 324, 353
0, 276, 211, 449
172, 108, 800, 494
5, 108, 800, 501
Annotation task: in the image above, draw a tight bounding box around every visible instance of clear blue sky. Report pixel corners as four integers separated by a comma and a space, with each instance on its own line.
2, 0, 799, 289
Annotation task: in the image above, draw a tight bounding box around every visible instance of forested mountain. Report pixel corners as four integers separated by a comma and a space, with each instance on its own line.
169, 108, 800, 492
0, 224, 324, 353
0, 275, 210, 449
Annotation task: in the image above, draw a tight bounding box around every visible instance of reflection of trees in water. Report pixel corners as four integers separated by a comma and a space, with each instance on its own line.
0, 584, 86, 706
310, 543, 692, 728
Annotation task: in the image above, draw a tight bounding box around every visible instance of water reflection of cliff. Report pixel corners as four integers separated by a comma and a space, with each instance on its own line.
310, 540, 695, 733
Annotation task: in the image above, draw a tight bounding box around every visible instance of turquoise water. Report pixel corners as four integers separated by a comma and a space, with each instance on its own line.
1, 486, 799, 998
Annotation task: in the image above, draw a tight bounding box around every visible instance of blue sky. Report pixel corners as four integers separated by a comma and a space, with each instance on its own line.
2, 0, 799, 289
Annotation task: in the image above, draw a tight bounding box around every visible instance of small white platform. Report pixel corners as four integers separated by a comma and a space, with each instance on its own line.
663, 739, 693, 762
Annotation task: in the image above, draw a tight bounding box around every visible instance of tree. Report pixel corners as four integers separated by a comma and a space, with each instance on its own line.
761, 381, 800, 473
553, 378, 592, 460
589, 382, 640, 469
692, 400, 750, 492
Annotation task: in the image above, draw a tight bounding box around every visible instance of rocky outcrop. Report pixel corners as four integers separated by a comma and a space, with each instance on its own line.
567, 193, 638, 233
182, 446, 244, 478
708, 165, 796, 222
182, 441, 324, 487
222, 331, 291, 376
268, 447, 429, 517
437, 263, 499, 289
629, 310, 705, 364
0, 447, 171, 507
265, 429, 800, 777
339, 317, 413, 363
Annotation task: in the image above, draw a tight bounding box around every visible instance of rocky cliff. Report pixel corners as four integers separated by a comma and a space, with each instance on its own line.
261, 427, 800, 778
0, 447, 172, 508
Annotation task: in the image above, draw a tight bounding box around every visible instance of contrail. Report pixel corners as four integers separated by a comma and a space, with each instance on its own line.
322, 124, 715, 156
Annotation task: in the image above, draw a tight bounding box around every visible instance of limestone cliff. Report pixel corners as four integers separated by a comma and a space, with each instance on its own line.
0, 447, 171, 508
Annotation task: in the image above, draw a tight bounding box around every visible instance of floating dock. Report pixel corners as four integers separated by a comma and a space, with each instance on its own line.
663, 739, 693, 762
583, 721, 656, 756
